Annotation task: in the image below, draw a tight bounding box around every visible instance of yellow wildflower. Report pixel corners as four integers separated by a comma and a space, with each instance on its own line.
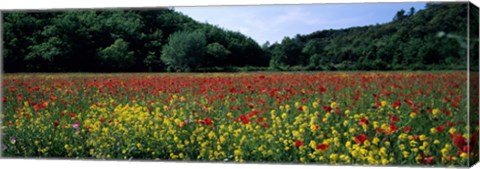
330, 102, 337, 109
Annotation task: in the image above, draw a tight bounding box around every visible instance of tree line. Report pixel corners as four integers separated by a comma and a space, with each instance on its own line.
2, 3, 478, 72
267, 3, 478, 71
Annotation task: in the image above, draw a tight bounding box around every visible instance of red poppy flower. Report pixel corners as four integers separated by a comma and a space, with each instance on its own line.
390, 115, 399, 123
29, 87, 40, 92
256, 117, 264, 123
262, 123, 269, 129
10, 86, 17, 93
392, 100, 401, 108
17, 94, 23, 101
435, 125, 445, 132
50, 95, 57, 101
269, 90, 277, 97
452, 102, 459, 107
294, 140, 304, 148
53, 121, 59, 127
404, 99, 414, 106
322, 106, 332, 112
69, 113, 76, 118
451, 133, 466, 149
462, 145, 473, 153
316, 143, 329, 151
354, 134, 368, 144
358, 118, 369, 125
239, 115, 250, 124
33, 105, 41, 112
229, 87, 236, 93
444, 97, 451, 102
389, 123, 397, 133
471, 131, 478, 145
403, 126, 412, 133
422, 156, 434, 164
319, 86, 327, 93
33, 101, 49, 112
201, 118, 213, 126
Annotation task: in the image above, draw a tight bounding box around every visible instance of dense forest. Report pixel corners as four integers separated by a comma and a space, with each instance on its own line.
2, 2, 478, 72
3, 9, 267, 72
267, 3, 478, 71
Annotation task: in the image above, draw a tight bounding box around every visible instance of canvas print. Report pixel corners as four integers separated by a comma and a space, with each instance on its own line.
1, 1, 479, 167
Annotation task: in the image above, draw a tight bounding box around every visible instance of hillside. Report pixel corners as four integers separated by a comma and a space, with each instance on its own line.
3, 9, 267, 72
267, 2, 478, 70
2, 2, 478, 72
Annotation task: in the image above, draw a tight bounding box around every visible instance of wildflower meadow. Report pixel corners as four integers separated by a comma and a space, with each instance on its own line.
1, 72, 478, 166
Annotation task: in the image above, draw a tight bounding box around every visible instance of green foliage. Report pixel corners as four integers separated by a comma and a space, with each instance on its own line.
470, 4, 479, 71
3, 8, 267, 72
25, 37, 67, 71
307, 54, 324, 70
268, 2, 469, 71
302, 40, 322, 56
206, 44, 226, 57
98, 39, 135, 71
3, 12, 47, 72
161, 31, 207, 72
206, 42, 231, 66
273, 37, 305, 66
393, 9, 407, 21
144, 52, 164, 72
2, 3, 472, 72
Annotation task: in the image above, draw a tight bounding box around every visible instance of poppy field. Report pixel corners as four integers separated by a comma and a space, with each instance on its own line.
1, 72, 478, 166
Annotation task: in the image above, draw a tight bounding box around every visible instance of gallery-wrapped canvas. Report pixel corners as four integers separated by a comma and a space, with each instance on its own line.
1, 1, 479, 168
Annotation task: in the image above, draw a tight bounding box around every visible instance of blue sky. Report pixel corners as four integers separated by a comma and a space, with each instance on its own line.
176, 2, 426, 44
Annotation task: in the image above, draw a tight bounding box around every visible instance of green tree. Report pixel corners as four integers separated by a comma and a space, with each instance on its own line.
393, 9, 407, 21
98, 39, 135, 71
2, 3, 471, 72
205, 42, 231, 67
302, 39, 322, 56
161, 31, 207, 72
408, 7, 416, 16
3, 12, 46, 72
269, 37, 305, 69
25, 36, 68, 72
144, 52, 164, 72
302, 40, 325, 69
269, 43, 288, 70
